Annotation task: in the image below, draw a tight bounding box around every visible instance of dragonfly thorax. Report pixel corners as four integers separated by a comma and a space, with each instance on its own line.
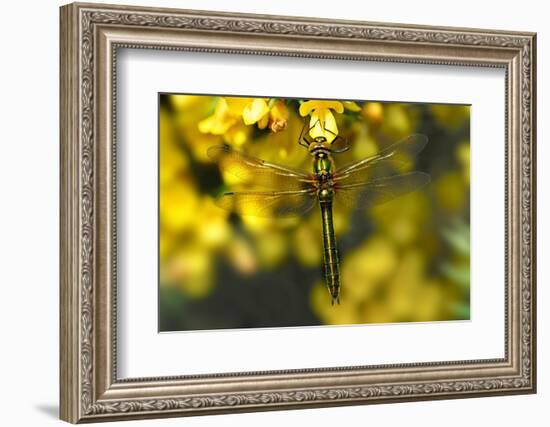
313, 150, 334, 176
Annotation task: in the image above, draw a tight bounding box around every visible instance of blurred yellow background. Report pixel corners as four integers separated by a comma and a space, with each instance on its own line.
159, 94, 470, 331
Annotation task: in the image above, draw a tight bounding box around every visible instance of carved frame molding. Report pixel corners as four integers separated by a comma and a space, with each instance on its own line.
60, 2, 536, 423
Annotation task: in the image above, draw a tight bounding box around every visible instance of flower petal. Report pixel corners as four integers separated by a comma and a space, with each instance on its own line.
257, 114, 269, 129
309, 111, 323, 138
198, 115, 215, 133
326, 101, 344, 114
300, 100, 344, 116
309, 109, 338, 142
225, 97, 250, 114
242, 98, 269, 125
198, 98, 237, 135
269, 101, 289, 132
270, 101, 289, 121
299, 100, 317, 116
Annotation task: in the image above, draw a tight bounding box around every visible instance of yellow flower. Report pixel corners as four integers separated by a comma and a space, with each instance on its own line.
223, 122, 251, 147
160, 179, 199, 233
247, 114, 308, 166
299, 100, 344, 142
179, 121, 221, 163
159, 107, 189, 186
199, 97, 289, 146
198, 98, 237, 135
170, 95, 214, 127
361, 102, 384, 125
198, 97, 252, 146
268, 100, 289, 132
195, 197, 231, 249
241, 98, 289, 132
224, 97, 252, 114
242, 98, 270, 127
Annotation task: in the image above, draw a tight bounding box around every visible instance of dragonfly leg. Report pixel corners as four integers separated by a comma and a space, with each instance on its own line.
322, 126, 350, 153
298, 118, 309, 148
298, 117, 323, 148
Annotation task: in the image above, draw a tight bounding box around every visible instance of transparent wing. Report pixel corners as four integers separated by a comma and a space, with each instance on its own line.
216, 189, 317, 218
333, 134, 428, 185
208, 145, 312, 191
334, 172, 430, 210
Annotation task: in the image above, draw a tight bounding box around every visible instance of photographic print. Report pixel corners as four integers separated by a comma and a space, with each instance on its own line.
159, 95, 471, 332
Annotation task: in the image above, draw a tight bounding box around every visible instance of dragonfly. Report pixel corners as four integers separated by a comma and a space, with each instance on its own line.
208, 122, 430, 305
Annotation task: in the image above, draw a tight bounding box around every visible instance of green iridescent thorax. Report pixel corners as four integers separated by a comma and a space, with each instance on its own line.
313, 151, 333, 175
313, 151, 335, 203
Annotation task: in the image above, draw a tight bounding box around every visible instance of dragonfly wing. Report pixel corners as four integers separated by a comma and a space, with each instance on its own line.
334, 172, 430, 210
334, 134, 428, 184
216, 189, 317, 218
208, 145, 311, 191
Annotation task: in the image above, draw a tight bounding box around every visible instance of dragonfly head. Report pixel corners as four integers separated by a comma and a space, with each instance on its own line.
308, 142, 332, 156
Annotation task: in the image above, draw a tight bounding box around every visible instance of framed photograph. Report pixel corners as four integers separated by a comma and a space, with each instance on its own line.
60, 2, 536, 423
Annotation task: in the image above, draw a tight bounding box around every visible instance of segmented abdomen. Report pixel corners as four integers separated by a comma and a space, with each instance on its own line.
319, 199, 340, 304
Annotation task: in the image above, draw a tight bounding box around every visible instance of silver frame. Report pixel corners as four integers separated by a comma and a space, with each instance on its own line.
60, 2, 536, 423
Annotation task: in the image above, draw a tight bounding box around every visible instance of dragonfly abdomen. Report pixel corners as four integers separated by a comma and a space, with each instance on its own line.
319, 198, 340, 305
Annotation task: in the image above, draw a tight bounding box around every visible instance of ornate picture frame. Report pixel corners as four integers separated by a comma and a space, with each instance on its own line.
60, 2, 536, 423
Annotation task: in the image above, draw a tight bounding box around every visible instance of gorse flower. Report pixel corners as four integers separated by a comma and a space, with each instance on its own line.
242, 98, 269, 129
199, 97, 290, 145
242, 98, 270, 127
268, 100, 290, 132
242, 98, 290, 132
198, 97, 238, 135
299, 100, 344, 143
198, 97, 250, 146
